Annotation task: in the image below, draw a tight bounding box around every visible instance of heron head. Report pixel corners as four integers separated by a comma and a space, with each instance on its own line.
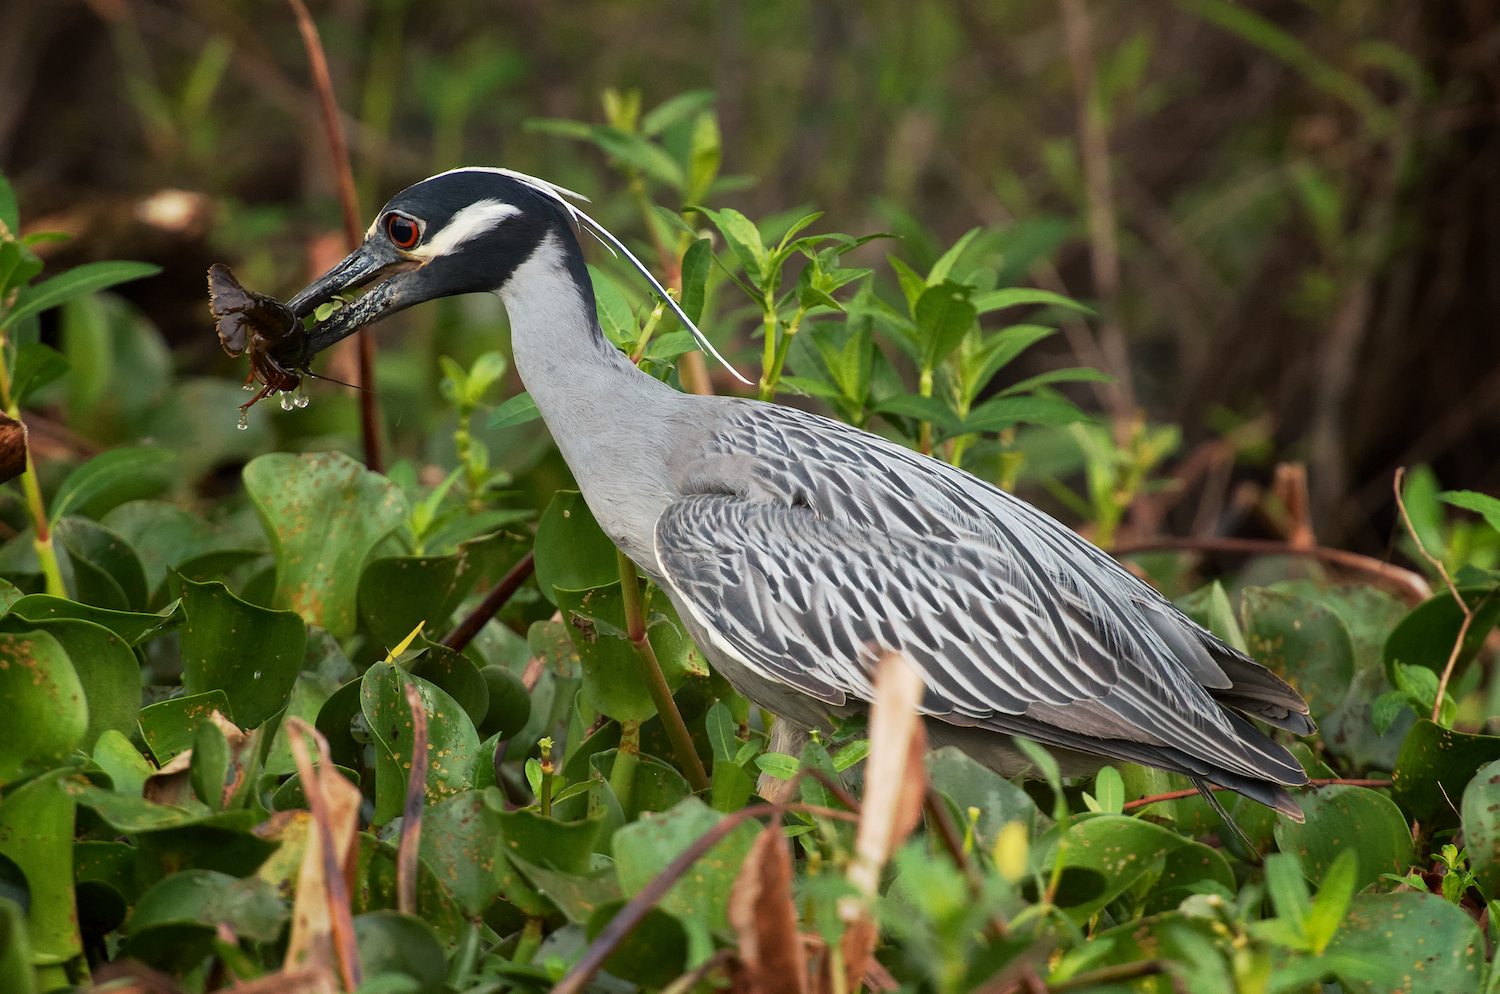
286, 168, 591, 354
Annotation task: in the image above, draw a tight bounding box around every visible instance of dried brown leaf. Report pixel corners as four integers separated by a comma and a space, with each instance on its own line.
846, 652, 927, 901
728, 824, 809, 994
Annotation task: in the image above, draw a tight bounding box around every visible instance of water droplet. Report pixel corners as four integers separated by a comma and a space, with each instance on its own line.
253, 670, 261, 679
280, 392, 294, 411
294, 393, 310, 409
237, 411, 249, 430
242, 382, 256, 392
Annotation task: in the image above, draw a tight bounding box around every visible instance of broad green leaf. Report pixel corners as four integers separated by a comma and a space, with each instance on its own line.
56, 516, 147, 611
1093, 766, 1125, 814
971, 286, 1093, 316
963, 394, 1090, 434
1392, 720, 1500, 827
11, 342, 69, 408
0, 617, 139, 752
640, 89, 715, 135
872, 393, 965, 434
925, 227, 981, 286
1462, 759, 1500, 900
243, 451, 407, 639
314, 677, 364, 772
63, 781, 207, 833
101, 500, 262, 602
92, 730, 153, 797
6, 594, 178, 645
585, 902, 688, 988
1440, 489, 1500, 535
476, 665, 531, 740
486, 391, 541, 430
755, 752, 799, 780
1274, 786, 1413, 892
343, 834, 467, 944
679, 238, 713, 324
927, 747, 1040, 847
696, 206, 767, 286
125, 870, 285, 973
2, 260, 161, 330
0, 896, 35, 994
416, 790, 505, 917
913, 281, 976, 370
1383, 586, 1500, 688
683, 111, 721, 207
1323, 891, 1484, 994
612, 797, 760, 963
0, 629, 85, 784
190, 719, 229, 812
1242, 587, 1355, 723
590, 265, 640, 347
361, 662, 480, 825
591, 126, 686, 188
887, 255, 927, 313
997, 366, 1114, 397
534, 490, 619, 606
710, 759, 755, 813
138, 690, 230, 765
1268, 580, 1407, 671
409, 642, 489, 730
357, 552, 479, 649
0, 770, 78, 965
1262, 852, 1311, 943
49, 447, 175, 524
497, 805, 604, 875
1175, 580, 1248, 654
556, 580, 701, 723
705, 700, 737, 764
1139, 842, 1236, 916
178, 576, 305, 729
352, 911, 447, 994
591, 750, 692, 821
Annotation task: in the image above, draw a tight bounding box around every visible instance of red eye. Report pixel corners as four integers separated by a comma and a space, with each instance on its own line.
386, 213, 420, 249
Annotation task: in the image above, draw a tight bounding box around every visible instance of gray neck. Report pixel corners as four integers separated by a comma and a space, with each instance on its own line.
499, 231, 686, 562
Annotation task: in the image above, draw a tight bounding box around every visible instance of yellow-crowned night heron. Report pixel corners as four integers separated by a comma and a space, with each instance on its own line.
286, 168, 1314, 819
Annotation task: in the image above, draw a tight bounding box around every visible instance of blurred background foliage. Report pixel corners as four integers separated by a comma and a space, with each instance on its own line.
2, 0, 1498, 562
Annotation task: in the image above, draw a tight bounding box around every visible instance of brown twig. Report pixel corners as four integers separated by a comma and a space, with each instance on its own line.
658, 948, 734, 994
1109, 535, 1431, 605
1392, 467, 1471, 721
284, 0, 382, 473
550, 802, 855, 994
1121, 778, 1392, 813
397, 680, 429, 915
442, 550, 536, 653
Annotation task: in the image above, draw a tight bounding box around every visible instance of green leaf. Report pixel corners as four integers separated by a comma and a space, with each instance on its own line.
695, 206, 767, 287
243, 451, 408, 639
591, 126, 686, 188
56, 516, 147, 611
409, 643, 489, 731
679, 238, 713, 325
476, 665, 531, 740
1274, 786, 1414, 893
521, 117, 594, 139
1383, 586, 1500, 688
832, 739, 870, 773
1093, 766, 1125, 815
6, 594, 178, 645
591, 749, 692, 820
997, 366, 1114, 397
270, 764, 358, 811
704, 700, 737, 764
970, 286, 1093, 316
1323, 892, 1484, 993
1262, 851, 1312, 945
190, 719, 230, 813
125, 870, 285, 975
2, 260, 161, 330
612, 797, 760, 963
641, 90, 716, 136
0, 770, 79, 964
557, 580, 701, 723
357, 552, 479, 650
755, 752, 799, 780
926, 227, 981, 286
0, 630, 85, 784
963, 394, 1090, 434
590, 265, 641, 347
361, 661, 480, 825
49, 447, 175, 524
0, 174, 16, 234
684, 112, 721, 213
416, 790, 505, 917
138, 690, 230, 765
710, 759, 755, 813
177, 575, 306, 729
352, 912, 448, 994
1242, 587, 1355, 723
486, 391, 540, 430
505, 851, 622, 925
913, 281, 977, 370
1305, 848, 1359, 954
534, 490, 618, 606
887, 255, 928, 313
927, 747, 1039, 848
1462, 759, 1500, 900
101, 500, 262, 605
11, 342, 69, 408
1439, 489, 1500, 535
585, 902, 688, 988
873, 393, 965, 435
970, 325, 1058, 389
0, 895, 35, 994
1392, 720, 1500, 827
92, 729, 153, 797
0, 617, 139, 753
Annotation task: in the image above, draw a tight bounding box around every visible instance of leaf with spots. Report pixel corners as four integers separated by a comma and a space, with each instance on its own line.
1461, 758, 1500, 900
0, 770, 79, 965
1274, 786, 1414, 893
357, 552, 481, 650
1241, 586, 1355, 724
1323, 892, 1485, 994
360, 661, 480, 826
176, 575, 306, 729
0, 629, 86, 784
137, 690, 230, 765
1392, 719, 1500, 828
242, 451, 407, 639
417, 789, 506, 917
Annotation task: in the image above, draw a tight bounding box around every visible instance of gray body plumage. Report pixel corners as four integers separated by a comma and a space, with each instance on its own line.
289, 169, 1315, 819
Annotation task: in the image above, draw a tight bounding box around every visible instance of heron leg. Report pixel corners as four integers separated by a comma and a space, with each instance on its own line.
1192, 778, 1263, 864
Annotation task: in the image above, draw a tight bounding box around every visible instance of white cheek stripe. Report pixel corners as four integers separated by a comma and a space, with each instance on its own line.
411, 199, 521, 260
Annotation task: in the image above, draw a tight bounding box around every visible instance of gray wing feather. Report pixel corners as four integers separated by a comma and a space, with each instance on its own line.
655, 403, 1310, 787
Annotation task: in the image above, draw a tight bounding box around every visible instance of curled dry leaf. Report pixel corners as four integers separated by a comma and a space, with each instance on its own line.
282, 717, 363, 990
728, 824, 808, 994
846, 652, 928, 901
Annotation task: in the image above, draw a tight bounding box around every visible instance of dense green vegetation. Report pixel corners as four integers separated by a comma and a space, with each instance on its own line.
4, 1, 1500, 992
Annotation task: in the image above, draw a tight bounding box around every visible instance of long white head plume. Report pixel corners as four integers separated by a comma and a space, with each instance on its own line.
436, 166, 752, 386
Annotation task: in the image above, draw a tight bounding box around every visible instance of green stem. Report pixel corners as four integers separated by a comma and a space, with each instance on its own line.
629, 299, 667, 363
762, 305, 807, 400
757, 301, 779, 401
616, 550, 711, 791
512, 916, 544, 966
610, 720, 641, 812
0, 332, 63, 596
918, 367, 934, 456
